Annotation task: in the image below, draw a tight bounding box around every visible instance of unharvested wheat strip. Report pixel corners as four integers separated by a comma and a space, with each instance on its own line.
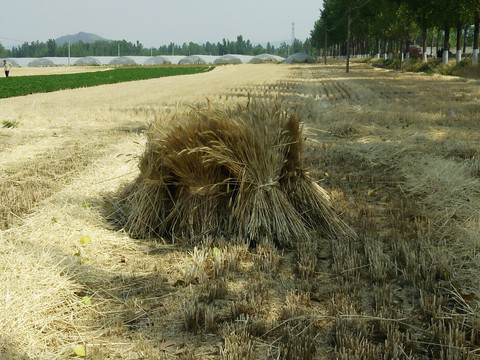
12, 66, 113, 77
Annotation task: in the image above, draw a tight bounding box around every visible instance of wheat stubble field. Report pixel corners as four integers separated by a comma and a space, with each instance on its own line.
1, 62, 480, 359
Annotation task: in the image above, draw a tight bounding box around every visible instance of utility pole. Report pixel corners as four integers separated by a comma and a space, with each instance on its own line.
68, 41, 71, 66
289, 22, 295, 56
346, 7, 351, 73
292, 22, 295, 47
345, 0, 373, 73
324, 30, 328, 65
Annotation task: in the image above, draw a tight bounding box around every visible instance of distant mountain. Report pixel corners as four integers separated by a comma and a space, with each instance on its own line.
55, 32, 109, 46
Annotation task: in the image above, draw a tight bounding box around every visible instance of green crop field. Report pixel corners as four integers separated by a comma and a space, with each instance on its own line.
0, 66, 214, 98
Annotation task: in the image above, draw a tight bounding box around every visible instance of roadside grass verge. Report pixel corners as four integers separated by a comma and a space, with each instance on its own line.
0, 66, 214, 98
368, 57, 480, 78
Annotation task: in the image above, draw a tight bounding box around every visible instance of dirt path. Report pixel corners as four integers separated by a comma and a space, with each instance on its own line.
1, 62, 480, 359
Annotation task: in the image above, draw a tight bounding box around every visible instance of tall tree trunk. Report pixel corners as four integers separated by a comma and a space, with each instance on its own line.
474, 11, 479, 65
346, 6, 351, 72
404, 22, 410, 63
365, 23, 370, 57
400, 39, 404, 69
443, 25, 450, 65
421, 11, 428, 62
436, 29, 441, 57
463, 26, 468, 54
405, 39, 411, 62
388, 38, 394, 61
456, 23, 462, 64
375, 32, 380, 58
431, 32, 435, 58
324, 30, 328, 65
382, 35, 387, 60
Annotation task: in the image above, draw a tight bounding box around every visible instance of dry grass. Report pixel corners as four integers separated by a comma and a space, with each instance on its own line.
1, 62, 480, 359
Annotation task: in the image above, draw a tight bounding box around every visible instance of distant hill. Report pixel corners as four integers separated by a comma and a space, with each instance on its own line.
55, 32, 109, 46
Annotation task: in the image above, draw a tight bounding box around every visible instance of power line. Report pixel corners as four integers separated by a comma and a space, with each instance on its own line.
325, 11, 348, 33
351, 0, 375, 12
0, 35, 29, 44
321, 0, 375, 71
322, 9, 348, 65
346, 0, 375, 73
324, 0, 373, 33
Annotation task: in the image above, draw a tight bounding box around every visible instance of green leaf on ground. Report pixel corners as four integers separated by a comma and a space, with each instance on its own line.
79, 235, 91, 246
73, 345, 86, 357
80, 296, 92, 306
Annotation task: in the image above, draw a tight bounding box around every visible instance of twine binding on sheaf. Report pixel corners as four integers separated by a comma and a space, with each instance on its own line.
187, 185, 220, 196
256, 180, 280, 190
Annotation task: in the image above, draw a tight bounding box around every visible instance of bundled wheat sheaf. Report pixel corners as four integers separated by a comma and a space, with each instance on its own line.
115, 100, 354, 247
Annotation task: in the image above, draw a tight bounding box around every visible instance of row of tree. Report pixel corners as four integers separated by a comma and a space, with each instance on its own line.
0, 35, 308, 59
311, 0, 480, 64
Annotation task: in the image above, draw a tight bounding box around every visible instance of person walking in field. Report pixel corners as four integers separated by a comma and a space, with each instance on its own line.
3, 60, 12, 77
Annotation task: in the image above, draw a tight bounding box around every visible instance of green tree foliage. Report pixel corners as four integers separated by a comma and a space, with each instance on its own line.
46, 39, 57, 57
0, 42, 10, 58
6, 35, 311, 58
311, 0, 480, 58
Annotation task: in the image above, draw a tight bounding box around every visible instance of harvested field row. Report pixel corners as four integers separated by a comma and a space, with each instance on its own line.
0, 133, 128, 230
292, 63, 480, 359
210, 62, 480, 358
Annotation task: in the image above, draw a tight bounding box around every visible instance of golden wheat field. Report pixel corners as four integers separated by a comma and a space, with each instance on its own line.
1, 61, 480, 359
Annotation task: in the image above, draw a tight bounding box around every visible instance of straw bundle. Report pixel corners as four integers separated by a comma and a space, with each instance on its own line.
116, 100, 353, 246
198, 103, 310, 247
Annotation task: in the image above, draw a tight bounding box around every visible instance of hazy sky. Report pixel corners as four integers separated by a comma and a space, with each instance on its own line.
0, 1, 323, 49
